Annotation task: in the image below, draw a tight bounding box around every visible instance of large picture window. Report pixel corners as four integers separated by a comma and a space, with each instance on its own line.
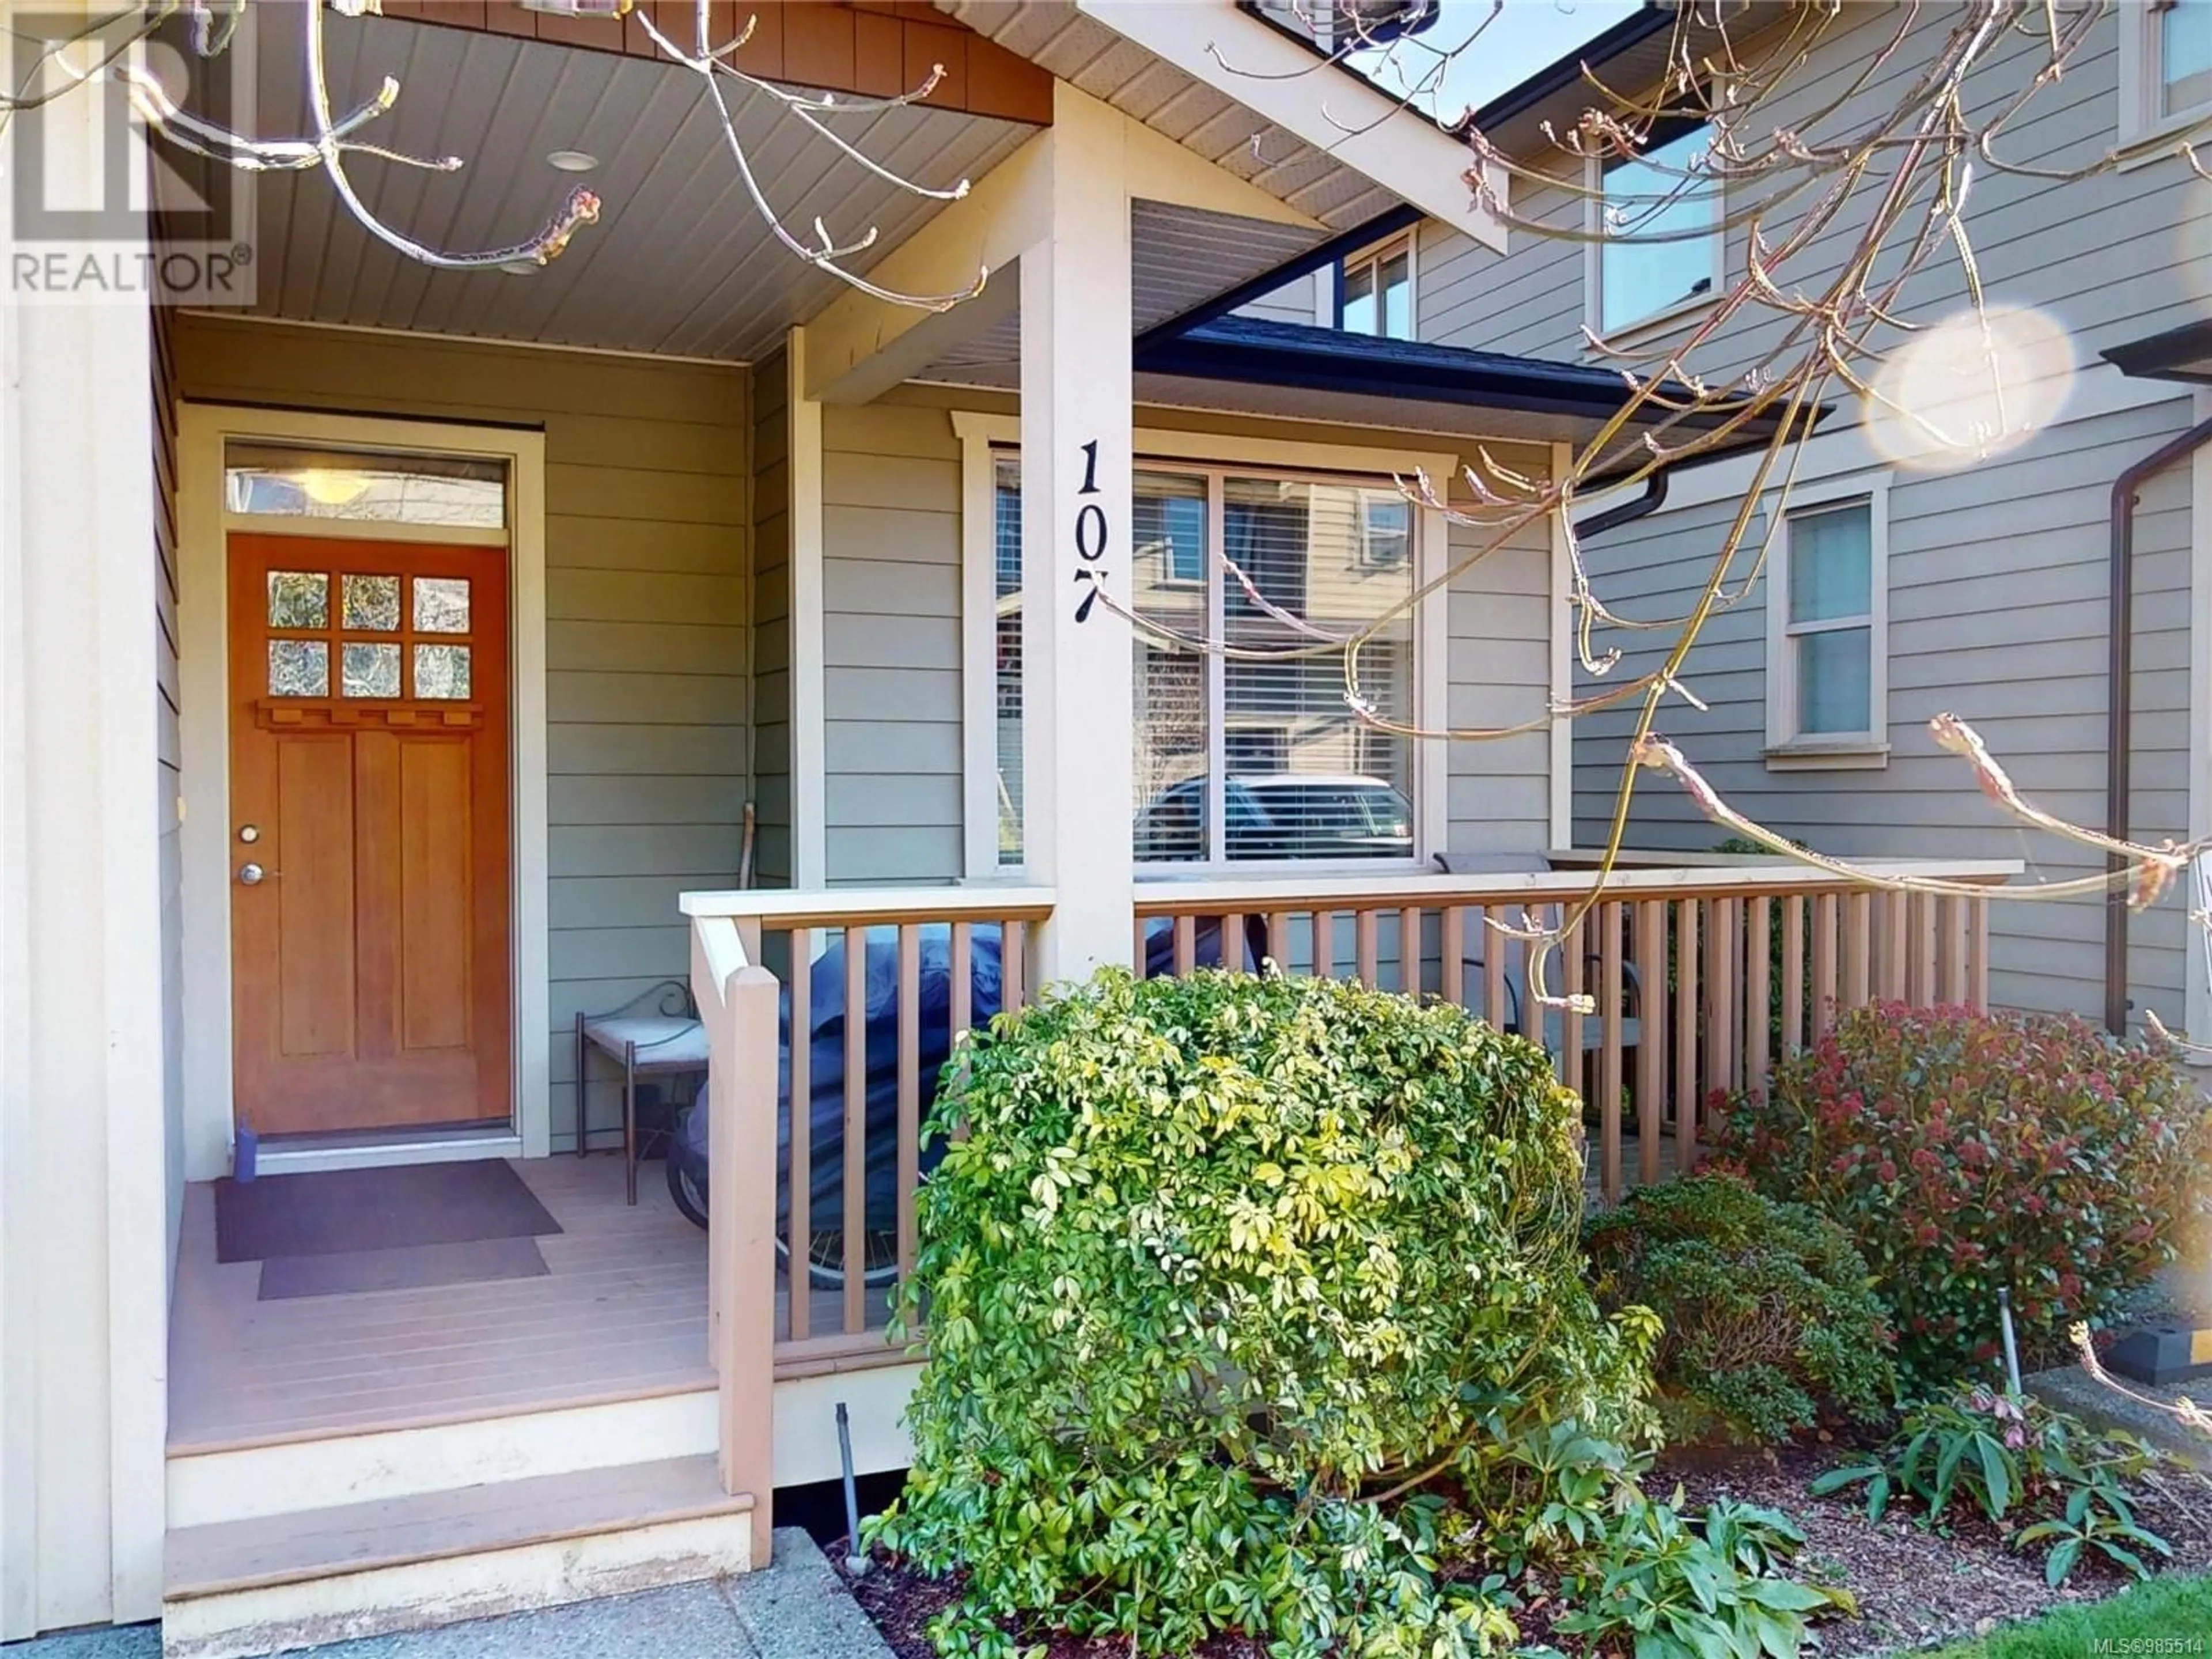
991, 461, 1421, 869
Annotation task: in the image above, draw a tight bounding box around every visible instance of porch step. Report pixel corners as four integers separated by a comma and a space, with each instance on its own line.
161, 1455, 755, 1659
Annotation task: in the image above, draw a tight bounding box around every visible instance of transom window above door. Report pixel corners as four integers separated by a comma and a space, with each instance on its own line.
263, 567, 475, 700
226, 442, 506, 530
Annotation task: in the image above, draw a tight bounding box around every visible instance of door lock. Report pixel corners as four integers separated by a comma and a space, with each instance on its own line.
238, 862, 266, 886
238, 824, 260, 844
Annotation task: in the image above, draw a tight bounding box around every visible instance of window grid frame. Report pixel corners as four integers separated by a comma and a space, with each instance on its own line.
990, 448, 1433, 876
1334, 232, 1416, 342
1763, 472, 1892, 767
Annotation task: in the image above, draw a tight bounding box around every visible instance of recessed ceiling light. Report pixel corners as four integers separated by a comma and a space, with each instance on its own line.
499, 258, 542, 276
546, 150, 599, 173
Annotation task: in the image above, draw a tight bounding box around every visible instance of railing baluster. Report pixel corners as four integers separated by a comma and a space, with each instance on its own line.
1968, 896, 1990, 1009
1312, 909, 1334, 980
1400, 905, 1422, 996
1709, 897, 1738, 1103
1674, 898, 1699, 1169
843, 926, 868, 1337
895, 923, 921, 1285
1441, 905, 1465, 1008
1483, 908, 1508, 1032
1781, 895, 1805, 1054
1745, 894, 1771, 1101
1267, 911, 1290, 972
1635, 899, 1665, 1188
1356, 907, 1380, 987
1842, 892, 1871, 1009
786, 926, 811, 1343
949, 922, 972, 1144
1132, 916, 1148, 978
1173, 914, 1196, 977
1222, 913, 1244, 973
1939, 894, 1968, 1005
1599, 900, 1623, 1205
1004, 920, 1026, 1013
1562, 908, 1585, 1095
1910, 892, 1937, 1005
1812, 894, 1838, 1041
1880, 891, 1909, 1000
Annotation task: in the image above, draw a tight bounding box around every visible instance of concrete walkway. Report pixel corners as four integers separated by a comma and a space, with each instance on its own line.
1, 1531, 889, 1659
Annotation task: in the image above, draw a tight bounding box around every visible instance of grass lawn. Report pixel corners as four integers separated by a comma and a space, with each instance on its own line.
1929, 1575, 2212, 1659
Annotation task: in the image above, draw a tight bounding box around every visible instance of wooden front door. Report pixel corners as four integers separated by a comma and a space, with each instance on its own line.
228, 533, 512, 1136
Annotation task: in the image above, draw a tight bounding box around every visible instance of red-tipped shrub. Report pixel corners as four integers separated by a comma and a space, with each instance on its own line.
1714, 1002, 2211, 1395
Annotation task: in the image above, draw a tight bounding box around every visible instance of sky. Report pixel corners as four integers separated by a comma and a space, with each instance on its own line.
1347, 0, 1646, 126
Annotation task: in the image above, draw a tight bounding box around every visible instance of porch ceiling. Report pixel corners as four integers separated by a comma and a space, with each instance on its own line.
934, 1, 1404, 234
238, 11, 1035, 361
916, 198, 1330, 385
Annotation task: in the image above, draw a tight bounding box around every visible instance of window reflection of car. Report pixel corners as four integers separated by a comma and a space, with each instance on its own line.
1133, 775, 1413, 861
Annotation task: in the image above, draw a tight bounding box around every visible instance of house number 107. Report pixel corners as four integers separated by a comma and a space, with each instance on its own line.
1072, 438, 1109, 623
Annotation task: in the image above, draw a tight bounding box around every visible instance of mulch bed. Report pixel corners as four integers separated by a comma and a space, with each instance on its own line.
829, 1440, 2212, 1658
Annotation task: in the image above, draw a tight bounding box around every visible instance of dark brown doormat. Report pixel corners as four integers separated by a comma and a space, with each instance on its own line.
213, 1160, 562, 1263
257, 1236, 551, 1301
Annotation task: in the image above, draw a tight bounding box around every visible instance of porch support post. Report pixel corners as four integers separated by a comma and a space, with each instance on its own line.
1020, 85, 1135, 980
0, 67, 166, 1637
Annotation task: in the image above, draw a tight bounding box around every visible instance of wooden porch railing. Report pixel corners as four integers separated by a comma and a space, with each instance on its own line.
684, 887, 1055, 1377
1131, 859, 2019, 1205
685, 858, 2016, 1530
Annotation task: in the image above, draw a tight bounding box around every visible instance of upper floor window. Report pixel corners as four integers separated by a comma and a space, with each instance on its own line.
1338, 234, 1414, 339
2123, 0, 2212, 142
1590, 121, 1723, 336
1764, 476, 1891, 767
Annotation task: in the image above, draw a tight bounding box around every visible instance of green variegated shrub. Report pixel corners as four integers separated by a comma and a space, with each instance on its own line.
868, 967, 1658, 1658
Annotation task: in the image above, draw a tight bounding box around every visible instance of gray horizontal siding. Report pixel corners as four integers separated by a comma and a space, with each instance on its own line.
1567, 393, 2198, 1027
175, 314, 751, 1154
1422, 3, 2212, 376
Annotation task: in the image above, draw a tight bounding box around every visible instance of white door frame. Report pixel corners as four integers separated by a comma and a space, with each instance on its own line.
176, 403, 551, 1178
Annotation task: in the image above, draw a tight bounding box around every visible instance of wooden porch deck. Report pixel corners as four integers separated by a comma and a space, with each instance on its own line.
168, 1154, 892, 1452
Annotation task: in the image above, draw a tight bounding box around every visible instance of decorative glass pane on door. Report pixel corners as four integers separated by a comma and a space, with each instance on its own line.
267, 571, 328, 630
413, 577, 470, 633
414, 644, 471, 699
342, 642, 402, 698
268, 639, 329, 697
342, 574, 401, 632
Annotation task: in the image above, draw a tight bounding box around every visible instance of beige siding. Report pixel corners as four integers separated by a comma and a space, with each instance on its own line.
1568, 394, 2198, 1026
173, 316, 751, 1153
153, 299, 186, 1273
751, 351, 792, 888
820, 397, 967, 884
1234, 270, 1322, 326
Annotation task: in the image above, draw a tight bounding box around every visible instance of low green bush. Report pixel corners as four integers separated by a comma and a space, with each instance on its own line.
1584, 1173, 1896, 1442
1714, 1002, 2211, 1394
869, 967, 1658, 1658
1814, 1387, 2169, 1588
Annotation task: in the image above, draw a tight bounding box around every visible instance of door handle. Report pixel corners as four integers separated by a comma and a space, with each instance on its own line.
238, 862, 270, 886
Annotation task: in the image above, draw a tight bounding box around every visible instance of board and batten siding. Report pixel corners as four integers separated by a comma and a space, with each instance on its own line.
172, 315, 752, 1153
1566, 393, 2198, 1028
